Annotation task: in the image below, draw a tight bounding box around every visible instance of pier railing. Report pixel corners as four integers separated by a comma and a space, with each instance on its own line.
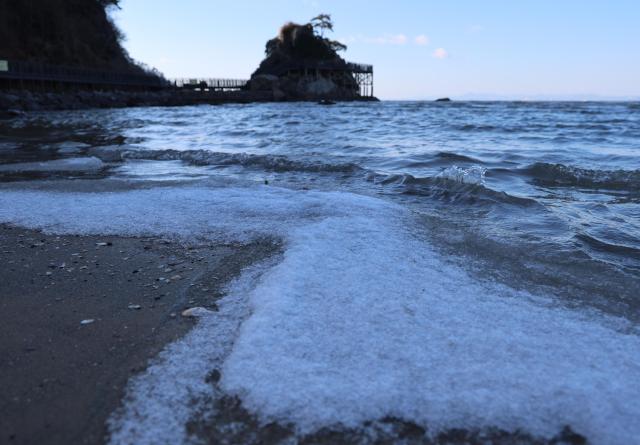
171, 78, 248, 91
269, 60, 373, 76
345, 62, 374, 73
0, 59, 167, 89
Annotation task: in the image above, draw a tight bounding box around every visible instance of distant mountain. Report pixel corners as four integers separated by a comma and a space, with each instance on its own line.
454, 93, 640, 102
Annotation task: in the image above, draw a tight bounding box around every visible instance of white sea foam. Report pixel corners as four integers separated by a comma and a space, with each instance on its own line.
437, 164, 486, 184
0, 157, 104, 173
0, 184, 638, 445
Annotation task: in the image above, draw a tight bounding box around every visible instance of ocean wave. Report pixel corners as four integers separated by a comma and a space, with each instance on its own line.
367, 166, 537, 206
112, 148, 362, 174
437, 165, 486, 184
434, 151, 483, 163
405, 152, 485, 169
524, 163, 640, 191
455, 124, 499, 132
575, 233, 640, 259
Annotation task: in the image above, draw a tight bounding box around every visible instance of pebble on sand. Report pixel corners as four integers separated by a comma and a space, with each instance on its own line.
181, 307, 209, 318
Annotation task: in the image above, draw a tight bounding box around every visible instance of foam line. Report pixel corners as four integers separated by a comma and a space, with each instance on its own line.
0, 157, 104, 173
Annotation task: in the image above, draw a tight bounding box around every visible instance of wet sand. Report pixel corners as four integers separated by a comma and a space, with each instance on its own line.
0, 224, 279, 445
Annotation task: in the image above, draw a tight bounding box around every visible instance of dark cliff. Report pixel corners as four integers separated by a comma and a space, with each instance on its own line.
0, 0, 145, 73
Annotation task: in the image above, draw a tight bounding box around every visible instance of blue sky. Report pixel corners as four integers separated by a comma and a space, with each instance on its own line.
114, 0, 640, 100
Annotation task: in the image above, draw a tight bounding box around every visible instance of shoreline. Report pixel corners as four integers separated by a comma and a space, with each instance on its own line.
0, 89, 379, 114
0, 224, 280, 445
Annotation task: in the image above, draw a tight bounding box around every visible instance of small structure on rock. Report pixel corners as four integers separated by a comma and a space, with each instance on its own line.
248, 15, 375, 101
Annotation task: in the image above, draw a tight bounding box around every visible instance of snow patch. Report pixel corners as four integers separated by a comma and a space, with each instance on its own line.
107, 262, 269, 445
0, 185, 638, 445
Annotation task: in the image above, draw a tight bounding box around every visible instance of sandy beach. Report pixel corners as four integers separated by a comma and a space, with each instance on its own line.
0, 224, 278, 445
2, 99, 638, 444
2, 0, 639, 442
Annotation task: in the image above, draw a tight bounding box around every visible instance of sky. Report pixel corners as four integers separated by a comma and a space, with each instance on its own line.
113, 0, 640, 100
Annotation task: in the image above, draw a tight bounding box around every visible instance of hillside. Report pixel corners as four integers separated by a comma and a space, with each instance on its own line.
0, 0, 145, 73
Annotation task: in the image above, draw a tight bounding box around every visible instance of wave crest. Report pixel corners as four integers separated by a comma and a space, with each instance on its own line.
525, 163, 640, 191
111, 148, 362, 174
436, 165, 486, 185
367, 167, 536, 206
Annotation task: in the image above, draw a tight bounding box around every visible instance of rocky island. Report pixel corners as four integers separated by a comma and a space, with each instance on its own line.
248, 16, 376, 101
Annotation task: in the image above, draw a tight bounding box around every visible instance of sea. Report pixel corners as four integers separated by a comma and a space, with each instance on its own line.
1, 101, 639, 444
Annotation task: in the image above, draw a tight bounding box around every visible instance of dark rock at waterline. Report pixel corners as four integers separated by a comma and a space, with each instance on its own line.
0, 90, 274, 112
0, 109, 25, 119
435, 97, 452, 102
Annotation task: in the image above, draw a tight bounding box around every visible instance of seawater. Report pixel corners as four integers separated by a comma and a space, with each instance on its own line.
1, 101, 639, 444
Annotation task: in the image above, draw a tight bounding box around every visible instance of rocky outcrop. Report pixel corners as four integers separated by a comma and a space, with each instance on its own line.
247, 21, 361, 101
0, 90, 274, 113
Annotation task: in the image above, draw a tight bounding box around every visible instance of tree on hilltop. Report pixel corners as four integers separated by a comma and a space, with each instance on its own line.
310, 14, 333, 37
98, 0, 121, 8
310, 14, 347, 53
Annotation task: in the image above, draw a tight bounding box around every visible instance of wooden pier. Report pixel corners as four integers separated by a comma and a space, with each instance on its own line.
170, 61, 374, 98
171, 78, 248, 92
0, 59, 167, 91
0, 58, 374, 99
347, 63, 374, 98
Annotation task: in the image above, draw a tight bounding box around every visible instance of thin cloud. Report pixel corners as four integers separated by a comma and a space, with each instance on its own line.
468, 24, 484, 33
366, 34, 408, 45
391, 34, 408, 45
158, 56, 174, 64
341, 34, 407, 45
432, 48, 449, 59
414, 35, 430, 46
341, 34, 433, 46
